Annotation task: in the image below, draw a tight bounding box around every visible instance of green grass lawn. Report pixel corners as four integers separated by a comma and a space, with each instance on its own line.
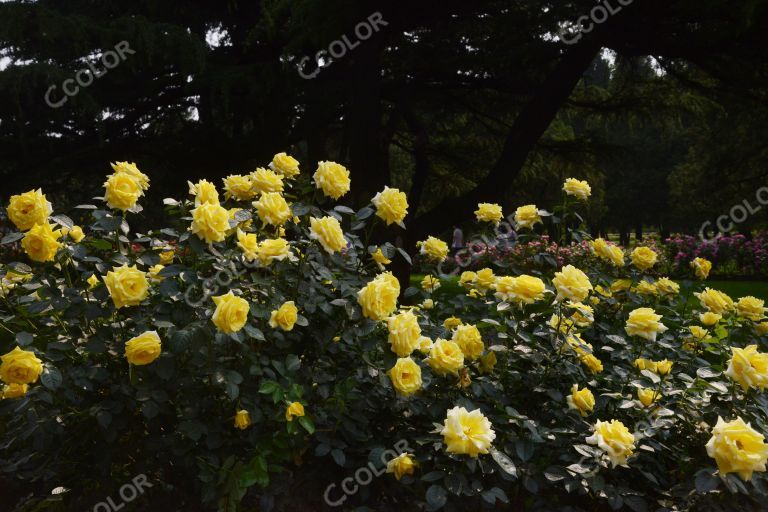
411, 274, 768, 301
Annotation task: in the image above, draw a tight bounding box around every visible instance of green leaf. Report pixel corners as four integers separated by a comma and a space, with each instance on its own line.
425, 485, 447, 509
41, 366, 62, 390
298, 415, 315, 434
490, 447, 518, 478
15, 332, 33, 346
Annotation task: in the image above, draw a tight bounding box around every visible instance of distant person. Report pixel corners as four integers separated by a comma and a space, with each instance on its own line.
452, 226, 464, 255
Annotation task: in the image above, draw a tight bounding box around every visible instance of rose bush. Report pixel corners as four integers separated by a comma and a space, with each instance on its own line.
2, 165, 768, 511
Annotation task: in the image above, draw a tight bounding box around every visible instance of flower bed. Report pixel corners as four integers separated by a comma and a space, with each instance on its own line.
2, 166, 768, 511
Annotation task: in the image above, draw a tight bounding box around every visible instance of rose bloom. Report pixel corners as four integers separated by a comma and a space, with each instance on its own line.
474, 202, 503, 224
590, 238, 624, 267
387, 309, 422, 357
388, 357, 422, 396
474, 268, 496, 292
706, 416, 768, 481
234, 409, 251, 429
255, 238, 295, 266
459, 271, 478, 290
148, 264, 165, 282
421, 274, 440, 292
567, 384, 595, 417
441, 406, 496, 457
0, 346, 43, 385
634, 358, 658, 372
691, 257, 712, 280
655, 359, 673, 376
371, 247, 391, 270
212, 291, 250, 334
104, 170, 142, 211
625, 307, 668, 341
580, 353, 604, 374
2, 383, 28, 399
426, 338, 465, 376
419, 236, 449, 262
285, 401, 305, 421
7, 188, 52, 231
637, 388, 659, 407
236, 229, 258, 261
313, 161, 351, 199
494, 274, 545, 304
309, 216, 347, 254
656, 277, 680, 296
386, 453, 416, 480
250, 167, 284, 195
372, 186, 408, 225
65, 225, 85, 243
566, 302, 594, 327
514, 204, 541, 230
443, 317, 462, 330
553, 265, 592, 302
725, 345, 768, 391
269, 301, 298, 331
222, 174, 256, 201
104, 264, 149, 309
269, 152, 301, 178
562, 178, 591, 200
87, 274, 100, 289
757, 322, 768, 335
254, 192, 292, 226
111, 161, 149, 192
187, 179, 220, 206
124, 331, 162, 365
358, 272, 400, 320
452, 324, 484, 360
700, 311, 722, 326
630, 246, 657, 271
190, 202, 230, 243
586, 419, 635, 467
695, 288, 734, 314
21, 222, 62, 262
689, 325, 709, 340
478, 351, 497, 374
736, 296, 766, 321
610, 279, 632, 293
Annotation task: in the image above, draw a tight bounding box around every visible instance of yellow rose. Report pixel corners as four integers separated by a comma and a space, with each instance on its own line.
104, 171, 142, 211
0, 346, 43, 384
625, 307, 667, 342
421, 298, 434, 309
656, 277, 679, 296
190, 202, 230, 243
159, 250, 175, 265
372, 186, 409, 225
452, 324, 484, 360
494, 274, 546, 304
478, 351, 497, 374
250, 167, 284, 195
441, 406, 495, 457
553, 265, 592, 302
223, 174, 256, 200
691, 257, 712, 280
459, 271, 477, 289
124, 331, 162, 365
358, 272, 400, 320
421, 275, 440, 292
417, 336, 434, 354
513, 204, 541, 230
254, 192, 292, 226
187, 179, 220, 206
474, 268, 495, 292
388, 357, 422, 396
725, 345, 768, 391
64, 225, 85, 243
309, 216, 346, 254
611, 279, 632, 293
581, 353, 604, 374
655, 359, 673, 376
695, 288, 734, 314
110, 162, 149, 192
634, 281, 657, 296
87, 274, 100, 289
736, 296, 766, 321
443, 316, 462, 330
549, 313, 575, 334
236, 228, 258, 261
104, 264, 149, 309
2, 383, 28, 399
631, 246, 657, 271
270, 152, 301, 178
386, 453, 416, 480
700, 311, 722, 326
586, 419, 635, 467
269, 301, 298, 331
255, 238, 295, 266
148, 264, 165, 282
285, 401, 305, 421
426, 338, 464, 376
566, 302, 594, 327
21, 222, 62, 262
689, 326, 709, 341
212, 291, 249, 334
637, 388, 659, 407
757, 322, 768, 335
234, 409, 251, 429
634, 358, 657, 373
371, 247, 391, 270
387, 309, 421, 357
706, 416, 768, 481
418, 236, 448, 263
7, 188, 52, 231
567, 384, 595, 417
312, 161, 351, 199
590, 238, 624, 267
474, 202, 503, 224
562, 178, 591, 200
